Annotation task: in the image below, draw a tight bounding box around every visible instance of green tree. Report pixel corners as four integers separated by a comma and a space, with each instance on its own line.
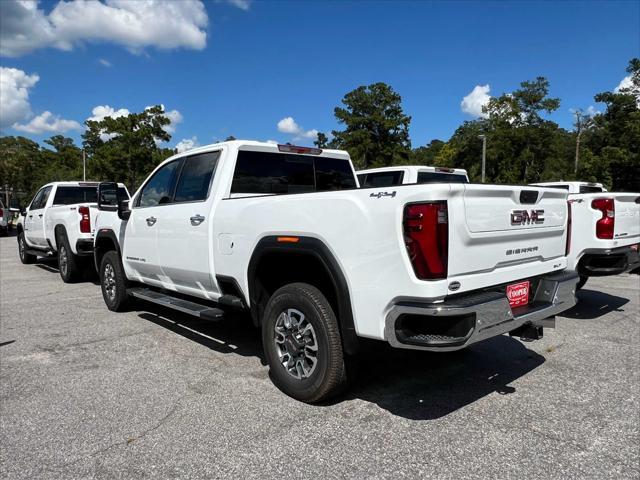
83, 105, 173, 191
0, 136, 42, 203
409, 139, 445, 165
585, 58, 640, 191
314, 132, 330, 148
331, 83, 411, 169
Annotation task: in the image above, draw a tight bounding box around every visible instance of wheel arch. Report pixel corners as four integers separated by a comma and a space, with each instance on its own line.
94, 229, 121, 272
248, 236, 359, 355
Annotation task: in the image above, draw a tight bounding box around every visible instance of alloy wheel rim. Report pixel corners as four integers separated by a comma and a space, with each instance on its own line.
59, 245, 67, 276
274, 308, 319, 380
103, 263, 117, 301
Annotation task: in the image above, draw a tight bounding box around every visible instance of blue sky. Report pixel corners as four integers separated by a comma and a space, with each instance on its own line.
1, 0, 638, 151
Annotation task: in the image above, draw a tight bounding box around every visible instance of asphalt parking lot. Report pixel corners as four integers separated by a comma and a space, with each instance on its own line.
1, 233, 639, 479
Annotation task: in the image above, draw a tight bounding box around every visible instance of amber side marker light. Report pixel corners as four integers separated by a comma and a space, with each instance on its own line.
277, 236, 300, 243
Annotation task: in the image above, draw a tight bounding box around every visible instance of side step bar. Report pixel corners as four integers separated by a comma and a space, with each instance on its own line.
25, 248, 55, 257
128, 287, 224, 321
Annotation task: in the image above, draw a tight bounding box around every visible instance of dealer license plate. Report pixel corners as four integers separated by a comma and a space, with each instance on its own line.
506, 281, 530, 307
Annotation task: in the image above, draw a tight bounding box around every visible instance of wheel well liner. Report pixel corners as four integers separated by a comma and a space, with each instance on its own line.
94, 229, 121, 271
248, 236, 359, 355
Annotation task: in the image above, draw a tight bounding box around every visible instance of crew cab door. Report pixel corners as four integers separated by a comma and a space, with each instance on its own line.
25, 185, 52, 247
123, 159, 181, 283
155, 151, 221, 296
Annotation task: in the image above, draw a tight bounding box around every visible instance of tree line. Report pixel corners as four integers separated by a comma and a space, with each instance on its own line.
1, 58, 638, 206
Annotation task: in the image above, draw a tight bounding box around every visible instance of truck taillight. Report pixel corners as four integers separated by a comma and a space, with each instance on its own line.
403, 202, 448, 280
566, 200, 572, 255
0, 207, 3, 218
591, 198, 614, 239
79, 206, 91, 233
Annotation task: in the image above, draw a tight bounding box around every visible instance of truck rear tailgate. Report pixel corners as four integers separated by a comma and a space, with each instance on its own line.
614, 194, 640, 241
447, 185, 568, 277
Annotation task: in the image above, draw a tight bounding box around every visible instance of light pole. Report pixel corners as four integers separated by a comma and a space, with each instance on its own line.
478, 134, 487, 183
82, 149, 86, 181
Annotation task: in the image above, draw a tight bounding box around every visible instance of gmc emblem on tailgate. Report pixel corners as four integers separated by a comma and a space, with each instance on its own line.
511, 209, 544, 225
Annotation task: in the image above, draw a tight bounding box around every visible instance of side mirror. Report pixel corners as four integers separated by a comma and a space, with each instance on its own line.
97, 182, 119, 212
117, 199, 131, 221
20, 209, 27, 217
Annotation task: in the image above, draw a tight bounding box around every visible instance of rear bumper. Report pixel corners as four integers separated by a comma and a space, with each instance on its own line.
384, 271, 579, 352
577, 244, 640, 277
75, 238, 94, 256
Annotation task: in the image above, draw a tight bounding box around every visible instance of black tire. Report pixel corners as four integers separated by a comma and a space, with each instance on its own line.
262, 282, 348, 403
57, 231, 81, 283
17, 232, 36, 264
576, 276, 588, 290
100, 251, 130, 312
0, 226, 7, 237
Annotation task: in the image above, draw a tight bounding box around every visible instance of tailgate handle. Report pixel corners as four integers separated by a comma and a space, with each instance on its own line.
520, 190, 539, 204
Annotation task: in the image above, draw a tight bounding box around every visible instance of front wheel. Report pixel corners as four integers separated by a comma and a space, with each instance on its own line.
262, 283, 348, 403
17, 232, 36, 264
100, 251, 130, 312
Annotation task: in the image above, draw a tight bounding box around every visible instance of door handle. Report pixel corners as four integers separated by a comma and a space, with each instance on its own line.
38, 214, 43, 218
28, 215, 33, 218
190, 214, 205, 226
146, 216, 157, 226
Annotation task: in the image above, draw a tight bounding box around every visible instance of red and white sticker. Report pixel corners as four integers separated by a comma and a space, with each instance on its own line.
506, 281, 530, 307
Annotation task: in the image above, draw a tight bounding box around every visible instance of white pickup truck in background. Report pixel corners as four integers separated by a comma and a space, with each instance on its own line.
532, 181, 640, 288
357, 165, 469, 187
0, 198, 9, 236
17, 181, 129, 283
93, 141, 577, 402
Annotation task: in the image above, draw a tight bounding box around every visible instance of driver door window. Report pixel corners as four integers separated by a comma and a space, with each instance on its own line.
137, 160, 181, 208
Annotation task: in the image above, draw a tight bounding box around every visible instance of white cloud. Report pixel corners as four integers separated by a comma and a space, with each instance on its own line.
88, 105, 130, 123
0, 0, 209, 57
461, 84, 491, 118
585, 105, 600, 117
99, 58, 112, 67
155, 106, 183, 135
14, 110, 81, 134
614, 75, 632, 93
175, 136, 199, 153
277, 116, 300, 134
0, 66, 39, 128
227, 0, 251, 10
86, 105, 130, 140
277, 116, 318, 141
265, 139, 278, 145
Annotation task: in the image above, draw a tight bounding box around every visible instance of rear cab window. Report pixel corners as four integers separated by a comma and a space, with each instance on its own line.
52, 186, 129, 206
231, 150, 356, 195
359, 171, 405, 188
417, 171, 468, 184
579, 185, 604, 194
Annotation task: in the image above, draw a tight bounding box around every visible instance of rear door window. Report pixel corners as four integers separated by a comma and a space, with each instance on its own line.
174, 152, 220, 202
53, 186, 98, 205
231, 151, 355, 195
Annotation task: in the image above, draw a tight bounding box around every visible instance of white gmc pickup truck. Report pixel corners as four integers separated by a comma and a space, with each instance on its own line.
94, 141, 578, 402
532, 181, 640, 288
17, 181, 129, 282
357, 165, 469, 187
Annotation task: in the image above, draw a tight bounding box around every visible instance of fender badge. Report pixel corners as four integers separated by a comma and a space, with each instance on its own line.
448, 281, 461, 291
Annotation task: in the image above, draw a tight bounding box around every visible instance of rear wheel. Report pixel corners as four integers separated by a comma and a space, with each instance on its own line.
17, 232, 36, 264
57, 232, 81, 283
262, 282, 348, 403
100, 251, 130, 311
577, 276, 588, 290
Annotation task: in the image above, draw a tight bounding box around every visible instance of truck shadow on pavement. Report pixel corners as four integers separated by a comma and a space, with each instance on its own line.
341, 337, 544, 420
561, 288, 629, 320
137, 303, 544, 420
